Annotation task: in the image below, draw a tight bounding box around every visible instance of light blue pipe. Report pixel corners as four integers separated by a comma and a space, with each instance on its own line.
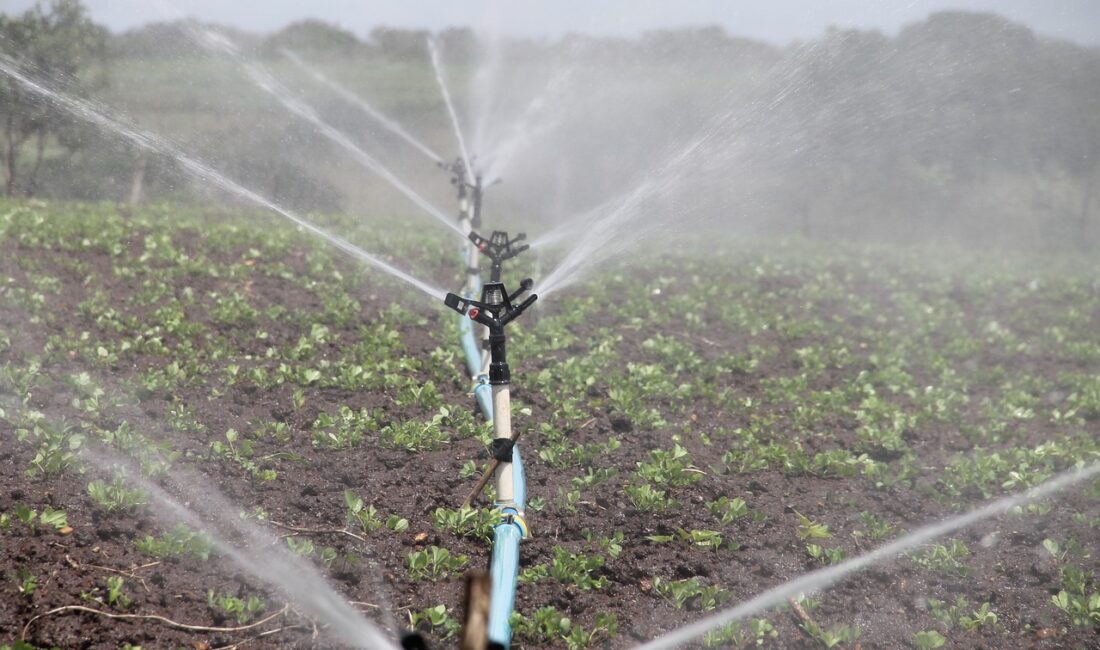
473, 379, 493, 422
459, 317, 482, 378
457, 245, 494, 421
487, 445, 527, 648
454, 239, 529, 646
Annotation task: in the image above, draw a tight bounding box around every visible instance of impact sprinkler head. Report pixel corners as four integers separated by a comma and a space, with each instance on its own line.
444, 280, 537, 385
469, 230, 529, 282
439, 156, 468, 186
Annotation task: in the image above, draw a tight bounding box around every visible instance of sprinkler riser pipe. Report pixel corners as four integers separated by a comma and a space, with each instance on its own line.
491, 385, 512, 439
487, 332, 510, 385
471, 179, 483, 229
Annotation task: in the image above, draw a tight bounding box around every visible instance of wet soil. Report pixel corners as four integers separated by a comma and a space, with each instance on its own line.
1, 214, 1098, 650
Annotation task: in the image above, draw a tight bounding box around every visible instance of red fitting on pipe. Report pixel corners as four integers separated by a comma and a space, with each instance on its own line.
468, 307, 480, 319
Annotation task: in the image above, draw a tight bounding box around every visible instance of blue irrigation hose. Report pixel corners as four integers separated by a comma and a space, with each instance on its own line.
455, 242, 529, 647
459, 318, 482, 378
473, 379, 493, 422
458, 245, 493, 421
487, 520, 522, 647
488, 445, 527, 648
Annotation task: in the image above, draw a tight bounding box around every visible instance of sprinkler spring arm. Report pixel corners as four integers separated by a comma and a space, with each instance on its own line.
508, 278, 534, 304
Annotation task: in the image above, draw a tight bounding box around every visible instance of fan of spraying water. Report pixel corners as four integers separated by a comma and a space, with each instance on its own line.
281, 49, 445, 166
191, 28, 464, 240
530, 35, 854, 299
77, 445, 400, 650
0, 53, 446, 301
427, 36, 475, 179
640, 461, 1100, 649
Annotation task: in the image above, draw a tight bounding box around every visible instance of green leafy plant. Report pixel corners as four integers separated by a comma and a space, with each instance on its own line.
511, 607, 618, 649
581, 528, 624, 559
703, 618, 777, 647
794, 511, 832, 541
958, 601, 998, 631
624, 484, 679, 512
908, 539, 971, 576
311, 406, 377, 450
344, 490, 382, 533
800, 620, 861, 649
207, 590, 266, 624
707, 496, 749, 525
18, 420, 83, 477
913, 630, 946, 650
16, 569, 38, 598
104, 576, 131, 608
408, 604, 460, 640
380, 408, 452, 452
432, 506, 501, 542
805, 543, 845, 565
87, 476, 147, 512
135, 524, 214, 560
1051, 564, 1100, 626
637, 444, 702, 487
285, 536, 314, 557
406, 545, 469, 581
652, 576, 730, 611
854, 511, 895, 541
648, 528, 730, 551
209, 429, 279, 480
521, 547, 608, 590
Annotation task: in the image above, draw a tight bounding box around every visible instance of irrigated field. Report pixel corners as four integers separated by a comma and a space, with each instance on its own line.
1, 200, 1098, 649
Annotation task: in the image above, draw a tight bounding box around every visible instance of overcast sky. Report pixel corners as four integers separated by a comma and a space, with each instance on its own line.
2, 0, 1099, 46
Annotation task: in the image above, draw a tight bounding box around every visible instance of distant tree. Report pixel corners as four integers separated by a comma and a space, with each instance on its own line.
262, 19, 363, 58
0, 0, 107, 196
437, 27, 476, 63
369, 27, 429, 61
109, 20, 205, 59
109, 20, 262, 59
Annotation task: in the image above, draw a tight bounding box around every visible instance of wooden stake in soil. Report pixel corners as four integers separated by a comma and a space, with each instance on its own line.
460, 570, 491, 650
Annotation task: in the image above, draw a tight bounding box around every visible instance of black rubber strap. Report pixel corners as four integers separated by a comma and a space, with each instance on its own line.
490, 438, 514, 463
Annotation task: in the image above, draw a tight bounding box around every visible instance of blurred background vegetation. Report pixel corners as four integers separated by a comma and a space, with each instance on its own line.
1, 0, 1098, 251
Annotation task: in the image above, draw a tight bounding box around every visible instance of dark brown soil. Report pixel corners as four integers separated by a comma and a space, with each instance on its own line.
1, 206, 1098, 650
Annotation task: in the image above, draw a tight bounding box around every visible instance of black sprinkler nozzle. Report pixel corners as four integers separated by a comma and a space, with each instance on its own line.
506, 277, 534, 305
442, 280, 538, 386
442, 157, 485, 227
469, 230, 530, 282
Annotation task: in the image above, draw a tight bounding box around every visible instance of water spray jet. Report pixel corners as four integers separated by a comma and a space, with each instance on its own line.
282, 49, 445, 166
0, 53, 447, 302
190, 28, 463, 240
428, 38, 473, 180
639, 461, 1100, 649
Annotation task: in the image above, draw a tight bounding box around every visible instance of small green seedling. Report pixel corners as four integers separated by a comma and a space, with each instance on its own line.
407, 545, 468, 581
208, 589, 266, 624
913, 630, 946, 649
409, 604, 460, 640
